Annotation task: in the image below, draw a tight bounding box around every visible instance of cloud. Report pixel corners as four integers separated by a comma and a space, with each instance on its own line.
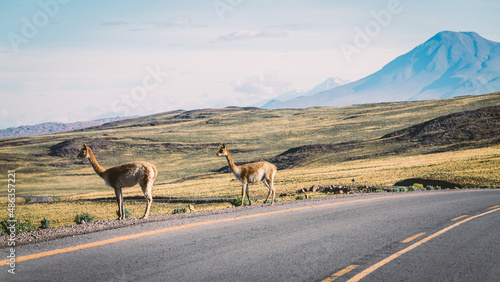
100, 21, 130, 26
0, 108, 8, 117
232, 74, 293, 99
213, 29, 288, 43
144, 17, 206, 29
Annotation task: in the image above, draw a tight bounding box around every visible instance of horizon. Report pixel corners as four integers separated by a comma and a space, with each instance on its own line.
1, 1, 500, 130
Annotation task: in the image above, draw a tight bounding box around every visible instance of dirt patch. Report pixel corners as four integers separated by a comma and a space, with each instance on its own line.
49, 137, 117, 157
382, 105, 500, 149
269, 141, 362, 169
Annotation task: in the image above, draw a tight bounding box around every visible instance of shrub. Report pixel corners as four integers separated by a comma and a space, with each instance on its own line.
296, 195, 305, 200
426, 185, 435, 190
0, 215, 36, 235
74, 212, 96, 224
409, 183, 424, 191
435, 186, 442, 190
25, 196, 34, 204
116, 208, 132, 218
173, 208, 186, 214
231, 196, 251, 206
40, 217, 51, 229
264, 198, 280, 204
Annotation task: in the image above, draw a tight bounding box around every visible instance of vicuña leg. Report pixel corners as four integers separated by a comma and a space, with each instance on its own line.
263, 177, 276, 205
140, 179, 154, 219
245, 183, 252, 205
240, 183, 252, 206
114, 188, 124, 220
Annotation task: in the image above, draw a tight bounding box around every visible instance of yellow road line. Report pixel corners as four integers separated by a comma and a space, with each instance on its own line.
488, 205, 500, 209
347, 206, 500, 282
400, 232, 426, 243
451, 215, 468, 221
322, 265, 359, 282
0, 192, 475, 266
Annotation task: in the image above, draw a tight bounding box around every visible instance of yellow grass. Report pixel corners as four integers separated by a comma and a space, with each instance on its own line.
0, 197, 230, 228
1, 145, 499, 228
1, 93, 499, 229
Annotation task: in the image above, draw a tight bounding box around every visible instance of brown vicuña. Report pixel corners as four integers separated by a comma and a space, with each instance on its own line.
77, 143, 158, 219
216, 144, 277, 206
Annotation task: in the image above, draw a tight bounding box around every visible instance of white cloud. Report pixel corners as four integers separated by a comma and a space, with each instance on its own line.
232, 74, 293, 99
213, 29, 288, 43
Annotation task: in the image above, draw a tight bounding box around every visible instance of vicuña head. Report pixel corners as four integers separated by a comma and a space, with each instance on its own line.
77, 143, 90, 159
216, 143, 277, 206
77, 143, 158, 219
216, 143, 229, 157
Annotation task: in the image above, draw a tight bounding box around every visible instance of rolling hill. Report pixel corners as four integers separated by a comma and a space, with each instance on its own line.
1, 92, 499, 201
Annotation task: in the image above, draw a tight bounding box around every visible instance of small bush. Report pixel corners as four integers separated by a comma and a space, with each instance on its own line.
296, 195, 305, 200
435, 186, 442, 190
426, 185, 435, 190
264, 198, 280, 204
0, 215, 37, 235
25, 196, 34, 204
74, 212, 96, 224
231, 196, 251, 206
40, 217, 51, 229
116, 208, 132, 218
173, 208, 186, 214
409, 183, 424, 191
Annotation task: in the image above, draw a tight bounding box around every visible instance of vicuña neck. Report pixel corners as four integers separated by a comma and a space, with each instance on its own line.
87, 149, 106, 176
225, 151, 238, 172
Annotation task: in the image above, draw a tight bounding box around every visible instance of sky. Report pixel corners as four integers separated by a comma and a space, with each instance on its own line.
1, 0, 499, 129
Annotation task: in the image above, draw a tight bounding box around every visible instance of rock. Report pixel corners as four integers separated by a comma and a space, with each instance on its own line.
296, 188, 308, 194
309, 185, 321, 192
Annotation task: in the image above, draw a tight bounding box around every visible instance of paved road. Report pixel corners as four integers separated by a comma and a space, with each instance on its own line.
1, 190, 500, 281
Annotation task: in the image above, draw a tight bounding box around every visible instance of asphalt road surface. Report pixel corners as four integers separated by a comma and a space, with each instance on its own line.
2, 190, 500, 281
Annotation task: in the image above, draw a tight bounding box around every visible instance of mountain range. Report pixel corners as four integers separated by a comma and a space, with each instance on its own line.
254, 76, 350, 107
263, 31, 500, 109
0, 117, 131, 139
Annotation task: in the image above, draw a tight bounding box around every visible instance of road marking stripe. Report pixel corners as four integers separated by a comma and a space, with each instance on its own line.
400, 232, 426, 243
0, 192, 479, 266
488, 205, 500, 209
346, 206, 500, 282
451, 215, 468, 221
322, 265, 359, 282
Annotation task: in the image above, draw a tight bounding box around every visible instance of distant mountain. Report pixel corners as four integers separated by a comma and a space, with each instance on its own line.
306, 77, 351, 96
0, 117, 131, 139
264, 31, 500, 109
261, 76, 349, 108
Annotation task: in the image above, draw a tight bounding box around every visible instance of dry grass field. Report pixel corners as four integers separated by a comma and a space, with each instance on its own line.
1, 92, 499, 227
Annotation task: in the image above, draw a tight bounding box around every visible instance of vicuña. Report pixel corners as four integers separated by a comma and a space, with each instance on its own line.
216, 144, 277, 206
77, 143, 158, 219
